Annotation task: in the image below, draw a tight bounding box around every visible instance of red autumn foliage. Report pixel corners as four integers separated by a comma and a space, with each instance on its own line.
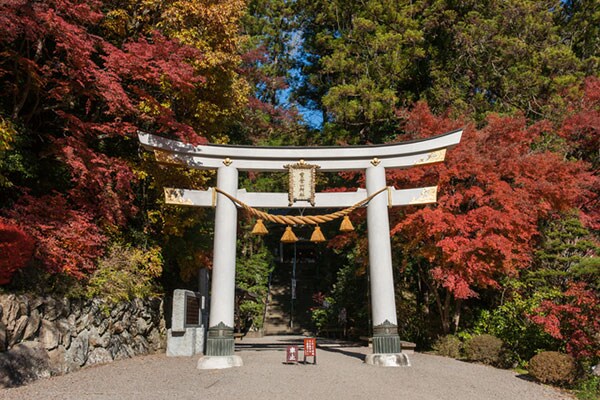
0, 221, 35, 285
389, 103, 596, 300
530, 283, 600, 360
7, 194, 107, 279
559, 77, 600, 166
56, 135, 137, 227
558, 76, 600, 229
104, 34, 203, 95
0, 0, 209, 276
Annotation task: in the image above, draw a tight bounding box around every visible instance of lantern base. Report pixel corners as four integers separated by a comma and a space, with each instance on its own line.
365, 353, 410, 367
197, 355, 243, 370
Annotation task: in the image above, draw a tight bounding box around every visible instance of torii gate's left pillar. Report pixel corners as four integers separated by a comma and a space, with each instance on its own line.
197, 165, 243, 369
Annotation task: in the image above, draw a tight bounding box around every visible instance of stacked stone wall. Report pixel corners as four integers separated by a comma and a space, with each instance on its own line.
0, 294, 165, 387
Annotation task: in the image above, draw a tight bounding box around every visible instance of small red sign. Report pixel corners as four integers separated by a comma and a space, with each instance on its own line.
286, 345, 299, 363
304, 338, 316, 357
303, 338, 317, 364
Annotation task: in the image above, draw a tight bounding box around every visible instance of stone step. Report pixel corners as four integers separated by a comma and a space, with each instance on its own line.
263, 259, 318, 336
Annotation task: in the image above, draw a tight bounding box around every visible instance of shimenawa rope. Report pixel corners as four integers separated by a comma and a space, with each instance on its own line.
213, 186, 389, 226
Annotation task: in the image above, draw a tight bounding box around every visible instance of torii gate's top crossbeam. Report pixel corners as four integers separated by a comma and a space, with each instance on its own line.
138, 129, 462, 172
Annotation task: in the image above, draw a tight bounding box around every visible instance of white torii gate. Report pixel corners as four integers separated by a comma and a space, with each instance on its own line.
138, 129, 462, 369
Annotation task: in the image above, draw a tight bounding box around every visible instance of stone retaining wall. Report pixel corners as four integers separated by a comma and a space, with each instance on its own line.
0, 294, 166, 387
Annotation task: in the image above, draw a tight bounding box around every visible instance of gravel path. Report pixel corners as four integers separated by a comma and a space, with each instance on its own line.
0, 336, 572, 400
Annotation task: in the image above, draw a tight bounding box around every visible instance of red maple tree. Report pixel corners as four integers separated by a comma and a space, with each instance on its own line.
0, 0, 208, 278
558, 76, 600, 229
530, 282, 600, 360
387, 102, 596, 333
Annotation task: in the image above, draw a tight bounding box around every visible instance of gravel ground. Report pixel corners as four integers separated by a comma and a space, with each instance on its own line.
0, 336, 572, 400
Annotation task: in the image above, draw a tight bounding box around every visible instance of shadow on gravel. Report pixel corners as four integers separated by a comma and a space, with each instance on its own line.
317, 346, 366, 361
235, 335, 367, 364
515, 373, 537, 382
236, 337, 306, 351
236, 343, 294, 351
316, 338, 364, 348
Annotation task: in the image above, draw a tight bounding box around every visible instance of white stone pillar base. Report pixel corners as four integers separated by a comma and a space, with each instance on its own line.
197, 355, 243, 370
365, 353, 411, 367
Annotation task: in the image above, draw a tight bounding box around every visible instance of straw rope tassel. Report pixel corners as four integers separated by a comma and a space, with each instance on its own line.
251, 219, 268, 235
310, 225, 326, 243
280, 226, 298, 243
339, 215, 354, 232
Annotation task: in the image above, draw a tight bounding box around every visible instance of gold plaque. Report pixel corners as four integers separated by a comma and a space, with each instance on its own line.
154, 150, 184, 165
284, 160, 320, 206
164, 188, 193, 205
414, 149, 446, 166
409, 187, 437, 204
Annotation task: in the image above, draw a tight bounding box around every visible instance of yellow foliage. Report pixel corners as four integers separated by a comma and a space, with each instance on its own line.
87, 243, 163, 303
157, 0, 251, 132
0, 116, 16, 152
131, 167, 149, 180
103, 9, 129, 38
137, 100, 162, 116
102, 0, 250, 139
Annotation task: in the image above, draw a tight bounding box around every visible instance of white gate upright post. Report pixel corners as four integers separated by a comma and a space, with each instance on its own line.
365, 164, 409, 366
199, 164, 243, 369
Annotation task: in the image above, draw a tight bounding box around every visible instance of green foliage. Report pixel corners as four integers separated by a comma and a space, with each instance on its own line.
293, 0, 598, 134
138, 152, 215, 287
310, 294, 335, 332
422, 0, 584, 120
472, 281, 561, 365
309, 307, 330, 332
235, 236, 274, 331
464, 334, 505, 366
529, 211, 600, 291
303, 239, 372, 337
87, 243, 163, 304
575, 375, 600, 400
242, 0, 297, 104
307, 252, 371, 337
392, 252, 454, 348
327, 261, 370, 337
559, 0, 600, 73
467, 212, 599, 366
295, 0, 425, 142
528, 351, 577, 386
432, 335, 462, 359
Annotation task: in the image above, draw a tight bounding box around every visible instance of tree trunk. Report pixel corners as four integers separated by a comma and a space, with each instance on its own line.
452, 298, 462, 333
441, 290, 451, 334
424, 272, 449, 334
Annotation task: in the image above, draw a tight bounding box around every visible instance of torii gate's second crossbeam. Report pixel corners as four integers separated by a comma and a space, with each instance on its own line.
163, 186, 438, 208
138, 129, 462, 369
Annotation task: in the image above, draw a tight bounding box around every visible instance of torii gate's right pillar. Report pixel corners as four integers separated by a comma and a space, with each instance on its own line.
365, 164, 410, 367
